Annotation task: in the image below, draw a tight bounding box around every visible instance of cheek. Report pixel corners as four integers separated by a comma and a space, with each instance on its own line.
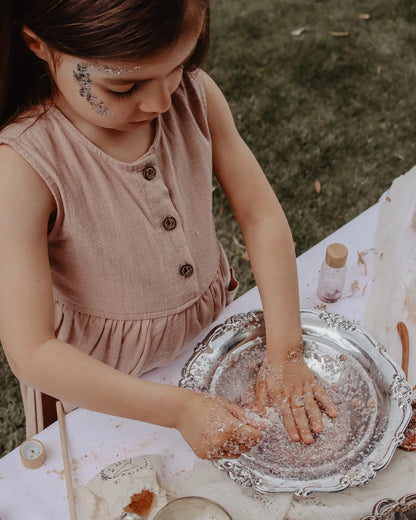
102, 97, 137, 120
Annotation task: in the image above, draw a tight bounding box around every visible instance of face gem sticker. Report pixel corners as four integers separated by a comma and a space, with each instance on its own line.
73, 63, 112, 116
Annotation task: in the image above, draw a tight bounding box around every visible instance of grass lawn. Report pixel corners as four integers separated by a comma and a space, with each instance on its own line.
1, 0, 416, 457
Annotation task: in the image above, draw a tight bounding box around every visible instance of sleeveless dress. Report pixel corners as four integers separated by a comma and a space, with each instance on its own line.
0, 70, 238, 437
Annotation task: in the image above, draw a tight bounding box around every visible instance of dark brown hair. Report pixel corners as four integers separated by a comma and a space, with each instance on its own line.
0, 0, 210, 129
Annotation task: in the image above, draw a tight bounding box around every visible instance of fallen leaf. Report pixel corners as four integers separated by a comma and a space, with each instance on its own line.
330, 31, 350, 37
395, 154, 404, 161
358, 13, 370, 20
232, 235, 245, 249
386, 196, 391, 202
377, 66, 382, 75
291, 26, 311, 36
314, 180, 321, 194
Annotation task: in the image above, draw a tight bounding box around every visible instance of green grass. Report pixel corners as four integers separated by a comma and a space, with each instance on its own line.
2, 0, 416, 457
0, 347, 25, 455
211, 0, 416, 291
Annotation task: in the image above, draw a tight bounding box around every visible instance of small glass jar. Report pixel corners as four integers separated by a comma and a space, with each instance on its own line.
317, 243, 348, 303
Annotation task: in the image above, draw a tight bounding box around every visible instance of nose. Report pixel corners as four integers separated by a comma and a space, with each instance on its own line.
137, 79, 172, 114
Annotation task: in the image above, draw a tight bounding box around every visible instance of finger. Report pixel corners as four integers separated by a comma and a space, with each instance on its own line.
222, 439, 253, 455
236, 423, 264, 447
243, 409, 270, 429
216, 450, 240, 460
291, 398, 314, 444
313, 384, 338, 417
206, 448, 239, 460
208, 437, 256, 460
226, 401, 269, 430
240, 382, 256, 408
253, 373, 269, 414
304, 392, 323, 433
280, 397, 300, 442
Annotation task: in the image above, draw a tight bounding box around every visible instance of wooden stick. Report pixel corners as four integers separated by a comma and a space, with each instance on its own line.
397, 321, 410, 379
56, 401, 77, 520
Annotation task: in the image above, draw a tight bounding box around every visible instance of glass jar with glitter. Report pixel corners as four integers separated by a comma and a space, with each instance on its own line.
317, 243, 348, 303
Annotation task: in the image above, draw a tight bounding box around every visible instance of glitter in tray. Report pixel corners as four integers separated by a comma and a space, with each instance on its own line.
179, 310, 412, 494
211, 342, 379, 481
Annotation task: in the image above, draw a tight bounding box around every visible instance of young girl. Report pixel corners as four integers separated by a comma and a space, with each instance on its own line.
0, 0, 336, 459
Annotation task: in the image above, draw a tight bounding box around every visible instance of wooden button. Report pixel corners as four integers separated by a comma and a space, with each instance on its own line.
180, 264, 193, 277
143, 166, 156, 180
163, 216, 177, 230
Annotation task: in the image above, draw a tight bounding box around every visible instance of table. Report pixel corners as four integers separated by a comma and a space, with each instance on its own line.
0, 199, 413, 519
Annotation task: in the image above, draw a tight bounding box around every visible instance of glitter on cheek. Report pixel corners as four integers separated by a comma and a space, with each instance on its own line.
73, 63, 113, 116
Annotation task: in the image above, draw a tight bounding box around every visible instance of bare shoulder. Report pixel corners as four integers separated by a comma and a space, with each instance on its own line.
200, 70, 228, 108
0, 144, 55, 218
200, 71, 239, 143
0, 144, 56, 367
200, 69, 216, 92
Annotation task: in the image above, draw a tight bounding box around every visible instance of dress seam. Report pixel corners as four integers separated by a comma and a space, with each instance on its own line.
53, 246, 224, 321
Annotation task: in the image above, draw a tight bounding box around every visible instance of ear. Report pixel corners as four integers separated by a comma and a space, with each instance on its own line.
21, 26, 50, 62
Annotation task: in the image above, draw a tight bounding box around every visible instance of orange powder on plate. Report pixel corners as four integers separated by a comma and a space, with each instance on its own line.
123, 489, 154, 518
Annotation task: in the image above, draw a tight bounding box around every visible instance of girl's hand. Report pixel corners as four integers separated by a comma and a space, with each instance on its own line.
252, 356, 338, 444
176, 391, 268, 459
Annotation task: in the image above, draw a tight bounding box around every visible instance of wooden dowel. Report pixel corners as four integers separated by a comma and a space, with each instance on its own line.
56, 401, 77, 520
397, 321, 410, 379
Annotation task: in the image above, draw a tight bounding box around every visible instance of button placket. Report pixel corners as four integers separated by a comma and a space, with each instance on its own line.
140, 161, 196, 290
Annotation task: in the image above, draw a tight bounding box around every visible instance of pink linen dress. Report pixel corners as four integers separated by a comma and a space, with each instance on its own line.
0, 70, 238, 437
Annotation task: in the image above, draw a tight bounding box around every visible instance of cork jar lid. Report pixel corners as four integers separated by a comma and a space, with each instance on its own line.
325, 243, 348, 268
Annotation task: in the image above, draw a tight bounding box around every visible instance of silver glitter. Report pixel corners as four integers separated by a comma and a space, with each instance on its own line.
84, 63, 142, 77
73, 63, 112, 116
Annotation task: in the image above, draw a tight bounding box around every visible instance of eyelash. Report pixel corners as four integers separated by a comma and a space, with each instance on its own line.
105, 65, 185, 101
107, 84, 138, 99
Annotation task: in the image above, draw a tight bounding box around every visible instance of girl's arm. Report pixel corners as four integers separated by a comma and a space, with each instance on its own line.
0, 144, 265, 459
202, 72, 337, 443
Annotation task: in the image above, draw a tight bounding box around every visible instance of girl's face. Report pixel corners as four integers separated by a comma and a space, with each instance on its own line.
50, 29, 201, 132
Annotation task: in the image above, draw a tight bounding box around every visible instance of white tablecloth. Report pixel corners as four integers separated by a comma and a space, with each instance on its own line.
365, 166, 416, 390
1, 196, 415, 519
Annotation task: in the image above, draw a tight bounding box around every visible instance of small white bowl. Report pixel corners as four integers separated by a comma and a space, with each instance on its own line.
153, 496, 233, 520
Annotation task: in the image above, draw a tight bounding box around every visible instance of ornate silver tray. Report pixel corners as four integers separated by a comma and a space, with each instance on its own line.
179, 309, 413, 496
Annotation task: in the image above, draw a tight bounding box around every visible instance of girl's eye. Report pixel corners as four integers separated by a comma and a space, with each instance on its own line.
107, 85, 137, 100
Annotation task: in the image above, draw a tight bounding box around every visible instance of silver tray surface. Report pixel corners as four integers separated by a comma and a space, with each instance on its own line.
179, 309, 412, 495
